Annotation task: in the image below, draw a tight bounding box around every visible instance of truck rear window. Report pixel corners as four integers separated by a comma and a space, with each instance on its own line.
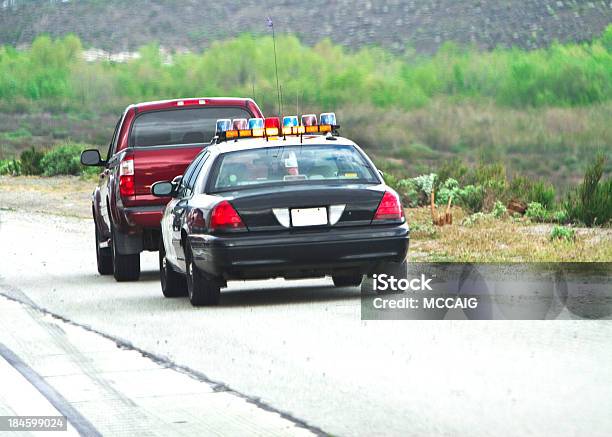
131, 107, 252, 147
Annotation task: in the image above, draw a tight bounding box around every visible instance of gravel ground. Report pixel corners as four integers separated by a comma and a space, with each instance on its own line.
0, 175, 93, 219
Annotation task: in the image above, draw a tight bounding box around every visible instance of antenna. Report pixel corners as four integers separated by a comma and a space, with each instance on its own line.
267, 17, 282, 118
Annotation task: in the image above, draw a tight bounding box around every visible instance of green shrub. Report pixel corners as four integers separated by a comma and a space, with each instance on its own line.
461, 212, 490, 226
436, 159, 470, 186
0, 158, 22, 176
526, 202, 549, 222
457, 184, 485, 213
435, 178, 460, 206
528, 180, 556, 210
508, 176, 556, 209
383, 173, 419, 207
20, 147, 45, 175
565, 154, 612, 227
550, 225, 576, 242
508, 175, 532, 201
492, 200, 506, 218
39, 144, 86, 176
552, 209, 569, 224
411, 173, 437, 197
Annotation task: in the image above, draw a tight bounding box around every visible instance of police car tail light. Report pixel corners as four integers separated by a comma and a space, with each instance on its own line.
119, 155, 135, 197
373, 191, 404, 222
210, 201, 245, 231
264, 117, 280, 136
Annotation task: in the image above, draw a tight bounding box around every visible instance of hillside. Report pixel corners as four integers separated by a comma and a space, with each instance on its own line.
1, 0, 611, 53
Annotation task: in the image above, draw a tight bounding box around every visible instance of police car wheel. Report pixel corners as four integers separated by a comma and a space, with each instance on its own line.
159, 240, 187, 298
186, 243, 220, 307
332, 275, 363, 287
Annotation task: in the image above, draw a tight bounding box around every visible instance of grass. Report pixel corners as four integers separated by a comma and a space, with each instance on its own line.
407, 207, 611, 262
348, 100, 612, 191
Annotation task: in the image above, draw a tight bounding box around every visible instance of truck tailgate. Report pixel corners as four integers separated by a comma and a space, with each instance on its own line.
133, 145, 205, 205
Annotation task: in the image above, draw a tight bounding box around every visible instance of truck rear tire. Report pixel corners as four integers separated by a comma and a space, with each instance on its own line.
111, 225, 140, 282
95, 222, 113, 275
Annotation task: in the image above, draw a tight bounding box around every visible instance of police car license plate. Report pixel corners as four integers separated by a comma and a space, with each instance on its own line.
291, 207, 328, 227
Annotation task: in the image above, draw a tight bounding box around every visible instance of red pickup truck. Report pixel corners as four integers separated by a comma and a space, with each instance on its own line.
81, 97, 263, 281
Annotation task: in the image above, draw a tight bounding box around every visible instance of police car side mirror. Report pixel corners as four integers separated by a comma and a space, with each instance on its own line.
151, 181, 176, 198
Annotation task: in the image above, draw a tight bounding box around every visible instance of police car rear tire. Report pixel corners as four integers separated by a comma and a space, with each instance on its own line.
378, 260, 408, 283
332, 275, 363, 287
159, 240, 187, 297
186, 243, 220, 307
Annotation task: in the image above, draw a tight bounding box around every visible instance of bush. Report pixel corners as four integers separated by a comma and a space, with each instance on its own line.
507, 175, 557, 209
436, 159, 470, 187
39, 144, 86, 176
565, 154, 612, 227
20, 147, 44, 175
550, 225, 576, 242
526, 202, 549, 222
508, 175, 532, 201
0, 158, 22, 176
492, 200, 506, 218
528, 180, 556, 210
435, 178, 460, 206
457, 184, 485, 213
383, 173, 419, 207
411, 173, 436, 197
552, 209, 569, 224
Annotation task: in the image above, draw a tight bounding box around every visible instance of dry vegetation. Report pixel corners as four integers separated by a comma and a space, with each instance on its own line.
407, 207, 612, 262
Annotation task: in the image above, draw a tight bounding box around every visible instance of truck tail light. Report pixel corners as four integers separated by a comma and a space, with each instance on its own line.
119, 156, 135, 197
210, 201, 245, 231
373, 191, 404, 222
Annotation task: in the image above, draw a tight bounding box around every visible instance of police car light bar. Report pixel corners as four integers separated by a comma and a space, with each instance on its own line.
215, 113, 338, 143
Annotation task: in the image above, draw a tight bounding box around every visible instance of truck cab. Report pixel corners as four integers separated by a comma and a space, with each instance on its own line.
81, 97, 264, 281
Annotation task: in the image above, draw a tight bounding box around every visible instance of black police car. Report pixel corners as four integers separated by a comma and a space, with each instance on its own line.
152, 115, 409, 306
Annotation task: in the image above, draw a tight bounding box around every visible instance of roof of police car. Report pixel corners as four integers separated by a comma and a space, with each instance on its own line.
208, 135, 359, 155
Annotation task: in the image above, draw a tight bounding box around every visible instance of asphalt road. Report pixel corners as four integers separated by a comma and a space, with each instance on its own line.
1, 209, 611, 436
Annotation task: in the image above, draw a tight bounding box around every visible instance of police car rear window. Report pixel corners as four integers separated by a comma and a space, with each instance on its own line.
131, 107, 251, 147
211, 144, 378, 192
